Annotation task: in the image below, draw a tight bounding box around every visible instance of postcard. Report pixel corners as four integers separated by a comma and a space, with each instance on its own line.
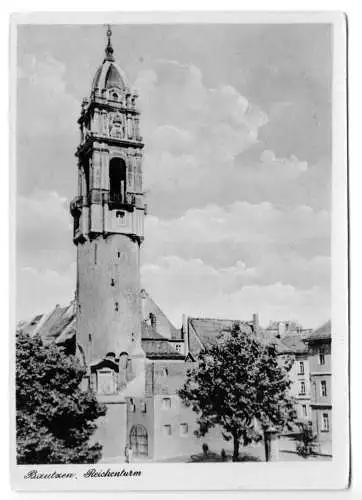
10, 11, 349, 491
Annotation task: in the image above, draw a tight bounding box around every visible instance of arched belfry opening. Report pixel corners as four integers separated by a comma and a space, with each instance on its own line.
109, 157, 126, 205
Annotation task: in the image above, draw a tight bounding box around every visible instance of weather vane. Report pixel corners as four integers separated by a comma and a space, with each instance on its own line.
104, 24, 114, 61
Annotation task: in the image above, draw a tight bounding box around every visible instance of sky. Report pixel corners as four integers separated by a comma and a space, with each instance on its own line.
16, 23, 332, 328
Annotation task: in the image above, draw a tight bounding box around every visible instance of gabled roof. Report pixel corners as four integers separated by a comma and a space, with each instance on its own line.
188, 317, 253, 356
141, 290, 181, 340
19, 293, 184, 361
307, 320, 332, 343
187, 316, 310, 357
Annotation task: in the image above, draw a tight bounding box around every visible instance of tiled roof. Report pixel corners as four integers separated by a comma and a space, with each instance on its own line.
141, 339, 184, 359
280, 334, 308, 354
307, 320, 332, 342
141, 290, 181, 340
141, 321, 166, 340
188, 316, 309, 356
19, 295, 183, 361
189, 318, 252, 349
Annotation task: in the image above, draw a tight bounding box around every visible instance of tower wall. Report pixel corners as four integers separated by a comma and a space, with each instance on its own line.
77, 233, 142, 364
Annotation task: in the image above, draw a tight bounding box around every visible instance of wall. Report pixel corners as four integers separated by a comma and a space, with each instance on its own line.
309, 339, 332, 449
291, 353, 311, 420
92, 402, 128, 462
153, 394, 230, 461
126, 396, 155, 459
77, 233, 142, 364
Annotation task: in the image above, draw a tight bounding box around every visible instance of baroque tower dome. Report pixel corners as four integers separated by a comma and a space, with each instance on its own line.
91, 27, 129, 93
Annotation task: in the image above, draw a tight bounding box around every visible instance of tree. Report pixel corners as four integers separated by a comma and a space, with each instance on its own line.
16, 332, 106, 464
178, 323, 296, 462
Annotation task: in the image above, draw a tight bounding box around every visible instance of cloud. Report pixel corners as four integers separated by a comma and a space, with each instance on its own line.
17, 265, 75, 321
15, 30, 331, 328
134, 60, 268, 216
132, 59, 330, 219
143, 200, 330, 270
141, 200, 331, 326
17, 53, 79, 196
16, 190, 74, 276
17, 53, 79, 138
141, 255, 330, 329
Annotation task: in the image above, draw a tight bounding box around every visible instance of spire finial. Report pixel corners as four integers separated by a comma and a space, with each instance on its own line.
105, 24, 115, 61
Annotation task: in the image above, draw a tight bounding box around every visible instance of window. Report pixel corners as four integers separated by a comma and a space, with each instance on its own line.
97, 369, 116, 395
300, 381, 306, 395
117, 251, 121, 259
162, 397, 171, 410
88, 333, 92, 342
162, 368, 168, 377
163, 424, 172, 436
321, 380, 327, 397
180, 423, 188, 436
299, 361, 305, 374
149, 312, 156, 328
321, 412, 329, 432
129, 398, 135, 413
115, 302, 119, 312
175, 344, 181, 353
319, 348, 325, 365
94, 243, 98, 265
302, 405, 307, 418
141, 401, 147, 413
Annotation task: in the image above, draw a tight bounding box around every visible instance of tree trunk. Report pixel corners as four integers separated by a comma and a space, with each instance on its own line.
264, 431, 270, 462
232, 436, 240, 462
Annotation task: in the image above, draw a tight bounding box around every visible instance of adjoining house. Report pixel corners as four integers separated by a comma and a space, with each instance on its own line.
274, 334, 312, 422
306, 320, 332, 455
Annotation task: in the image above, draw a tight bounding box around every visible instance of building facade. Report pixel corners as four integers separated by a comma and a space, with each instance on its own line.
307, 321, 332, 454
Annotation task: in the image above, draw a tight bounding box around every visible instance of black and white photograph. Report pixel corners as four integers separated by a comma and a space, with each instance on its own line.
10, 12, 349, 491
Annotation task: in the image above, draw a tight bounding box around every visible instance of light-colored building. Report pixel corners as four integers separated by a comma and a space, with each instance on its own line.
307, 320, 332, 455
275, 335, 311, 422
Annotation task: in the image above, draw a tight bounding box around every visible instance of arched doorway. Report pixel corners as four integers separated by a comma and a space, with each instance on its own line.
109, 157, 126, 205
129, 425, 148, 457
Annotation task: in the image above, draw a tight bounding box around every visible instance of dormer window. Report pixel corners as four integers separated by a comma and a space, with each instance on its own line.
112, 92, 119, 100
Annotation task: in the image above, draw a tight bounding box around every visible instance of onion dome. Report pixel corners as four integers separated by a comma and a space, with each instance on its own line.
91, 26, 129, 93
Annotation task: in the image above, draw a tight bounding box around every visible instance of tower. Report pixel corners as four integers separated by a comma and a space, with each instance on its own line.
70, 27, 145, 374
